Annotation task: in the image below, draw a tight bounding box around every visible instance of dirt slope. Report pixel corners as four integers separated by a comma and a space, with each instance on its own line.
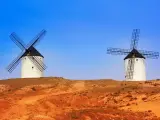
0, 77, 160, 120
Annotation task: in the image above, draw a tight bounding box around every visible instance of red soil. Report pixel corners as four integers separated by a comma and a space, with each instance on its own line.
0, 77, 160, 120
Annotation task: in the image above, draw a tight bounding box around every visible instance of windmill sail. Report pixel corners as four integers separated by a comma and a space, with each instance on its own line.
126, 58, 135, 80
130, 29, 140, 49
107, 29, 159, 81
7, 29, 47, 77
7, 51, 25, 73
10, 32, 27, 51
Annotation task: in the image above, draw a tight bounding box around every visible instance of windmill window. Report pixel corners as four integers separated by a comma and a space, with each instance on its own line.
136, 59, 138, 61
32, 66, 34, 69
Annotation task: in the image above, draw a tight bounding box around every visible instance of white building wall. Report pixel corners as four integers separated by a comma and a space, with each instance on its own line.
21, 56, 43, 78
124, 58, 146, 81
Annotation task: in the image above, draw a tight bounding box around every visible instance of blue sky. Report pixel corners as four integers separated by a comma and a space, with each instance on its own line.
0, 0, 160, 80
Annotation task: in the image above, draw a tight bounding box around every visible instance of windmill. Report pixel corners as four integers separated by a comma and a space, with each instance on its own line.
7, 29, 47, 78
107, 29, 159, 81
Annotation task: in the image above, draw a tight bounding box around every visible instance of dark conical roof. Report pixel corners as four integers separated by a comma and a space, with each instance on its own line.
124, 49, 145, 60
22, 47, 44, 58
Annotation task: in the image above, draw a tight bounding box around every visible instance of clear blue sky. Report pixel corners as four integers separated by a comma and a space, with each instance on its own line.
0, 0, 160, 80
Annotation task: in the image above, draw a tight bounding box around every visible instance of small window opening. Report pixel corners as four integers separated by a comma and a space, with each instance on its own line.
136, 59, 138, 61
32, 66, 34, 69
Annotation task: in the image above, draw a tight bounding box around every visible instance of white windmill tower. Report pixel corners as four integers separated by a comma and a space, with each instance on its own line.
107, 29, 159, 81
7, 29, 47, 78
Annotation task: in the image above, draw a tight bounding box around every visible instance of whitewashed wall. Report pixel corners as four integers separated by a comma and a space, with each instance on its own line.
124, 58, 146, 81
21, 56, 43, 78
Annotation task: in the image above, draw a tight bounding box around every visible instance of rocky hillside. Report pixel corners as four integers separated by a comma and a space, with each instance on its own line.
0, 77, 160, 120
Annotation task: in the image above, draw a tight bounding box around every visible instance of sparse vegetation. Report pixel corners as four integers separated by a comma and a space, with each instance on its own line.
70, 111, 79, 119
31, 87, 36, 91
142, 97, 147, 101
0, 78, 160, 120
126, 94, 132, 98
126, 103, 130, 106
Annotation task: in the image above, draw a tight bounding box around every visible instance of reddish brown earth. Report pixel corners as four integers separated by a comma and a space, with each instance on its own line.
0, 77, 160, 120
